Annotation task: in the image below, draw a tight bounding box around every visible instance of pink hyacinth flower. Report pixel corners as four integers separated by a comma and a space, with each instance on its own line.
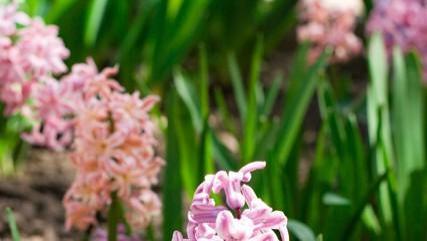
13, 18, 69, 77
63, 60, 163, 231
297, 0, 363, 63
367, 0, 427, 81
173, 161, 289, 241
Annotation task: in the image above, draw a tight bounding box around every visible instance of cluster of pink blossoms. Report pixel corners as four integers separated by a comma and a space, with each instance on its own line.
62, 60, 164, 231
173, 161, 289, 241
367, 0, 427, 79
297, 0, 364, 63
1, 3, 164, 234
0, 3, 71, 149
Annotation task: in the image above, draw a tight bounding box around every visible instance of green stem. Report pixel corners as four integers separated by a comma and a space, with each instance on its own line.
108, 192, 123, 241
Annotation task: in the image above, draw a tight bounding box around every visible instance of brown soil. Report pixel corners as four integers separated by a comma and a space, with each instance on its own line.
0, 149, 79, 241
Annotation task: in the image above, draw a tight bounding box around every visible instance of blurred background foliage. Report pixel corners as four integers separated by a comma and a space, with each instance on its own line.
21, 0, 297, 90
1, 0, 426, 241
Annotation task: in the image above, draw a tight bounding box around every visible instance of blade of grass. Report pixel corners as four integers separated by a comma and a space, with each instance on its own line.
174, 70, 202, 132
84, 0, 109, 47
5, 208, 20, 241
214, 88, 235, 132
242, 37, 263, 164
271, 48, 330, 167
392, 48, 425, 240
199, 118, 214, 179
261, 71, 283, 118
227, 52, 247, 121
287, 219, 316, 241
45, 0, 79, 23
340, 172, 388, 241
199, 44, 209, 119
367, 33, 394, 226
174, 99, 199, 194
163, 90, 183, 241
107, 193, 121, 241
266, 47, 329, 212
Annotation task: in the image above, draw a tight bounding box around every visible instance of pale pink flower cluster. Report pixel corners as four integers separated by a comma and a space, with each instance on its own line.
21, 77, 77, 149
0, 3, 69, 113
297, 0, 363, 63
173, 161, 289, 241
367, 0, 427, 79
62, 60, 164, 231
0, 3, 71, 149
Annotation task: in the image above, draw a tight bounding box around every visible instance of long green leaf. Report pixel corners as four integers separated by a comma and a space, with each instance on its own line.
288, 219, 316, 241
242, 37, 263, 164
84, 0, 109, 47
107, 193, 124, 241
174, 71, 202, 132
5, 208, 20, 241
392, 48, 426, 240
261, 71, 283, 117
227, 52, 247, 120
367, 33, 394, 228
45, 0, 79, 23
271, 48, 330, 167
163, 91, 183, 241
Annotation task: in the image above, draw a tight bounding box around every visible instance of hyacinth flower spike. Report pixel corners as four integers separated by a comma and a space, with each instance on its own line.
367, 0, 427, 80
63, 60, 164, 231
297, 0, 364, 63
173, 161, 289, 241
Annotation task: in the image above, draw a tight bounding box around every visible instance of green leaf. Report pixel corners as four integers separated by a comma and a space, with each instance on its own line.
163, 91, 183, 241
288, 219, 316, 241
45, 0, 79, 23
242, 37, 263, 164
227, 52, 247, 121
108, 192, 124, 241
199, 44, 209, 119
266, 47, 329, 211
174, 70, 202, 132
84, 0, 109, 47
214, 88, 235, 132
340, 172, 388, 241
323, 193, 351, 206
261, 71, 283, 118
392, 48, 426, 240
147, 0, 211, 85
5, 208, 20, 241
199, 119, 214, 178
367, 33, 394, 227
270, 47, 330, 167
362, 206, 381, 235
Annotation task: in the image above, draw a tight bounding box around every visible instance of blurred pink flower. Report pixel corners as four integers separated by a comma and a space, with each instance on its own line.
0, 2, 29, 38
13, 18, 69, 77
367, 0, 427, 80
297, 0, 363, 63
0, 3, 70, 148
173, 161, 289, 241
21, 78, 75, 150
63, 61, 163, 231
22, 58, 120, 150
